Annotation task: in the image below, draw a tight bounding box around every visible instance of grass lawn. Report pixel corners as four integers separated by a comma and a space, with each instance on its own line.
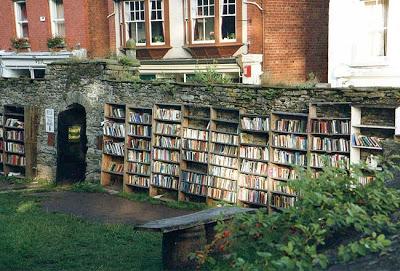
0, 192, 163, 271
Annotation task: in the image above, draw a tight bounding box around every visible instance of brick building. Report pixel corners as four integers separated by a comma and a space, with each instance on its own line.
0, 0, 329, 84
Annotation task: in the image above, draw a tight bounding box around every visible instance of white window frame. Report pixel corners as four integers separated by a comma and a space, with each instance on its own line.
220, 0, 236, 42
191, 0, 215, 43
49, 0, 65, 37
125, 0, 147, 46
14, 0, 29, 38
149, 0, 165, 45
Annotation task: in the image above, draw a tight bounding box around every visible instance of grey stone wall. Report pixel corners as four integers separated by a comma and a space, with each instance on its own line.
0, 61, 399, 181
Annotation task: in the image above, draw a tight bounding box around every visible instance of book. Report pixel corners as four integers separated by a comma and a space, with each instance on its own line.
107, 162, 124, 173
153, 148, 180, 163
352, 134, 382, 148
271, 194, 296, 208
311, 120, 350, 134
128, 124, 151, 137
151, 174, 178, 189
155, 108, 181, 121
238, 174, 268, 190
272, 149, 307, 166
240, 146, 269, 161
311, 137, 350, 152
155, 123, 181, 136
154, 135, 181, 149
238, 188, 268, 205
128, 162, 150, 175
272, 134, 307, 150
129, 112, 151, 124
104, 140, 124, 156
127, 175, 149, 187
128, 150, 151, 163
210, 154, 238, 168
5, 118, 24, 128
103, 121, 125, 137
241, 117, 269, 131
240, 160, 268, 175
211, 132, 239, 145
153, 161, 179, 176
269, 166, 298, 180
129, 138, 151, 151
6, 142, 24, 154
274, 119, 306, 133
310, 153, 350, 169
207, 188, 236, 203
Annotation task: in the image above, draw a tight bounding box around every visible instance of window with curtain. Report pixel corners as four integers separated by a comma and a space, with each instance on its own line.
192, 0, 215, 42
150, 0, 165, 44
125, 0, 147, 45
15, 0, 29, 38
221, 0, 236, 41
50, 0, 65, 37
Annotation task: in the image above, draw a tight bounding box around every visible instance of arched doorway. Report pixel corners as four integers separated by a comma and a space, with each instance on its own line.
56, 103, 88, 184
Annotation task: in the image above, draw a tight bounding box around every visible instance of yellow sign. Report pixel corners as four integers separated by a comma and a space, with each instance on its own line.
68, 126, 81, 142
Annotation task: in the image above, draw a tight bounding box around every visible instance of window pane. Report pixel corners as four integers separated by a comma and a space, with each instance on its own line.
204, 17, 214, 40
193, 18, 204, 41
221, 16, 235, 40
56, 22, 65, 37
22, 23, 29, 38
151, 21, 164, 43
20, 2, 27, 21
137, 22, 146, 43
55, 1, 64, 19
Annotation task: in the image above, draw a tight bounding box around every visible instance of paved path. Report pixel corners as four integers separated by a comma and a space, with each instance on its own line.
39, 191, 193, 225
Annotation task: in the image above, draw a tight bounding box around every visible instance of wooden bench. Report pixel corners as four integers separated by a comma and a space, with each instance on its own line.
137, 207, 255, 270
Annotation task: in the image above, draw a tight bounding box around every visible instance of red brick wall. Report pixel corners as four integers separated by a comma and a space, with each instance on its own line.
263, 0, 329, 83
0, 0, 16, 50
64, 0, 89, 51
88, 0, 111, 57
247, 0, 263, 54
26, 0, 52, 51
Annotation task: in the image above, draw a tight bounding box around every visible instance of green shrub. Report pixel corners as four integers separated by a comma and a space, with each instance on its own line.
47, 36, 66, 49
196, 159, 400, 270
189, 66, 232, 85
10, 37, 30, 49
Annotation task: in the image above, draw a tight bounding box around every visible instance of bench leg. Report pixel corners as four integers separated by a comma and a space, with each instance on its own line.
162, 225, 206, 270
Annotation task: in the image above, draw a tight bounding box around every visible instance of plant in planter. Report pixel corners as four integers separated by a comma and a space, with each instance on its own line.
152, 35, 164, 43
47, 36, 66, 51
11, 37, 31, 52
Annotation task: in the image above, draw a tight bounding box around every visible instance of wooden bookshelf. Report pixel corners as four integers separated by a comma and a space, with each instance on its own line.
101, 103, 126, 190
179, 105, 211, 202
3, 104, 39, 179
238, 112, 270, 208
308, 102, 351, 174
124, 106, 152, 192
207, 107, 240, 204
0, 112, 4, 176
269, 111, 308, 210
150, 104, 182, 199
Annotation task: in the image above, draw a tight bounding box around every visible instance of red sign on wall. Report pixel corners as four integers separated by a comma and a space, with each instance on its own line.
243, 65, 252, 78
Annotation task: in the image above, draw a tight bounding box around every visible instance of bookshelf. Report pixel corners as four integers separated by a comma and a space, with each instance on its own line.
3, 105, 38, 179
101, 103, 126, 190
350, 105, 400, 184
238, 112, 270, 207
179, 105, 211, 202
150, 104, 182, 198
0, 112, 3, 175
269, 112, 308, 210
207, 107, 240, 204
124, 106, 152, 191
309, 102, 351, 175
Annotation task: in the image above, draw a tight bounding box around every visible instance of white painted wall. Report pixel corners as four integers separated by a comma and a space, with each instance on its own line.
329, 0, 400, 87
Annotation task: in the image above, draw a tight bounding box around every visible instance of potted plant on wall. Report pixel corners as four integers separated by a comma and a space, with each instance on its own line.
47, 36, 66, 52
11, 37, 31, 53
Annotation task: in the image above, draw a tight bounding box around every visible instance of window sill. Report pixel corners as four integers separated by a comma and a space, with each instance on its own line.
184, 42, 243, 58
349, 57, 389, 68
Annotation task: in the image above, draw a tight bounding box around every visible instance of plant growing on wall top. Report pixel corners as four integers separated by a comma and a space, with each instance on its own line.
47, 36, 66, 49
11, 37, 30, 50
189, 66, 232, 85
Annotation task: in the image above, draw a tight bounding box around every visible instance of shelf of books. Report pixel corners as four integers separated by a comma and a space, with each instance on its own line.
124, 106, 152, 192
150, 104, 182, 199
309, 102, 351, 177
269, 112, 308, 210
0, 112, 4, 175
3, 105, 38, 179
101, 103, 126, 190
350, 105, 400, 185
179, 105, 211, 202
207, 107, 240, 205
238, 113, 270, 208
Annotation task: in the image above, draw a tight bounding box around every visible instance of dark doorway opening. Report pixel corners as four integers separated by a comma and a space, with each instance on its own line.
56, 103, 88, 184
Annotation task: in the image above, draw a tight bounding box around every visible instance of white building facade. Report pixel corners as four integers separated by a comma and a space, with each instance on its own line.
329, 0, 400, 87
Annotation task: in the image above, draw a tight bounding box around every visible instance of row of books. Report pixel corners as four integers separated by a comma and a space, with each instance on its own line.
239, 146, 269, 161
103, 122, 125, 138
155, 123, 181, 136
181, 182, 207, 196
352, 134, 382, 148
240, 160, 268, 175
104, 141, 124, 156
183, 128, 208, 141
238, 175, 268, 191
211, 132, 239, 145
5, 118, 24, 129
208, 188, 236, 203
182, 171, 208, 185
311, 137, 350, 153
6, 154, 26, 166
128, 125, 151, 137
210, 165, 239, 180
127, 175, 149, 187
239, 189, 268, 205
271, 180, 296, 195
128, 162, 150, 175
154, 148, 180, 163
6, 142, 24, 154
274, 119, 306, 133
241, 117, 269, 131
107, 162, 124, 173
184, 150, 208, 163
272, 134, 307, 150
108, 107, 125, 118
210, 154, 238, 168
271, 194, 296, 208
311, 120, 350, 135
154, 135, 180, 149
208, 176, 236, 191
5, 131, 24, 141
269, 166, 299, 180
127, 150, 151, 163
211, 143, 238, 156
272, 150, 307, 167
129, 112, 151, 124
130, 138, 151, 151
153, 161, 179, 176
310, 153, 350, 169
182, 139, 208, 152
155, 108, 181, 121
151, 174, 178, 189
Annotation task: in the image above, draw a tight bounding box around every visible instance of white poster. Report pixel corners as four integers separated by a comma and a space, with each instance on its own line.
45, 108, 55, 133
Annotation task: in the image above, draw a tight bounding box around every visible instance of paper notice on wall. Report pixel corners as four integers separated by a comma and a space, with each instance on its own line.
45, 108, 55, 133
396, 108, 400, 136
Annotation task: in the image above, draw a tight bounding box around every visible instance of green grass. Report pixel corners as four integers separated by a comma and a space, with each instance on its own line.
0, 193, 162, 271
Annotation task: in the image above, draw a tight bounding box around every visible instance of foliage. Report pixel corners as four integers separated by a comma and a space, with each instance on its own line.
47, 36, 66, 49
189, 66, 232, 86
70, 181, 105, 193
196, 159, 400, 270
10, 37, 30, 49
0, 193, 162, 271
118, 55, 138, 66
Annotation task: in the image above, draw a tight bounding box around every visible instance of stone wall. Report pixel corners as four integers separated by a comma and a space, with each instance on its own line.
0, 61, 399, 181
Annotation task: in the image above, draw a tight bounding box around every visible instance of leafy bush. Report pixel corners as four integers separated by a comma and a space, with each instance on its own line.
47, 36, 66, 49
10, 37, 30, 49
189, 66, 232, 85
196, 160, 400, 270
